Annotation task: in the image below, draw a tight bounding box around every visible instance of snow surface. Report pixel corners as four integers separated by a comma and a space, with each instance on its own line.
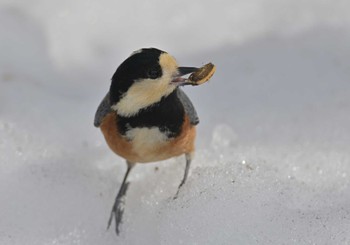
1, 0, 350, 244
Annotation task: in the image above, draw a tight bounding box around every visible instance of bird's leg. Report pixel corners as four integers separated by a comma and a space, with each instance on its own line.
174, 153, 192, 199
107, 161, 135, 235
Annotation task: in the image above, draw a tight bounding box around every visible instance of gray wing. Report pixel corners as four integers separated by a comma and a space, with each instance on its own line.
177, 88, 199, 125
94, 92, 112, 127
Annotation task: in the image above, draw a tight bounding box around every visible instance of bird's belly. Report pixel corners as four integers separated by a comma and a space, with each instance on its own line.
124, 127, 168, 161
100, 112, 195, 163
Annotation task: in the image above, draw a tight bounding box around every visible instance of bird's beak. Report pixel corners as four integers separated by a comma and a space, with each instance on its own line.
171, 67, 199, 86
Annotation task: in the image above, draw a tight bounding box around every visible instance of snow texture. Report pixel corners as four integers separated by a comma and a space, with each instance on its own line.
1, 0, 350, 244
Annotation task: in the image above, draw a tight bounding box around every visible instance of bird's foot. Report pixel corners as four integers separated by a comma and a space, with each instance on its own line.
107, 182, 130, 235
173, 181, 185, 200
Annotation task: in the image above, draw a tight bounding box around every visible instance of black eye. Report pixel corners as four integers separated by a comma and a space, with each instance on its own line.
148, 67, 162, 79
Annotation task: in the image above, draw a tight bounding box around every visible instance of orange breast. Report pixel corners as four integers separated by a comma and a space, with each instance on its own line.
100, 112, 196, 163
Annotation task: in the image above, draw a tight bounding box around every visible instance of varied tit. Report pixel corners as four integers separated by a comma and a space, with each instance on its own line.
94, 48, 215, 234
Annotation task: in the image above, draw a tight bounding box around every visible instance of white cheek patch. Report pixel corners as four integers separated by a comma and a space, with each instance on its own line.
112, 53, 179, 117
112, 78, 176, 116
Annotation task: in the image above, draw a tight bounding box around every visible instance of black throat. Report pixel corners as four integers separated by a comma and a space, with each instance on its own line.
117, 89, 185, 138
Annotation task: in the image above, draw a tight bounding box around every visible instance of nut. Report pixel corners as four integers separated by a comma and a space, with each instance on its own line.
189, 63, 216, 85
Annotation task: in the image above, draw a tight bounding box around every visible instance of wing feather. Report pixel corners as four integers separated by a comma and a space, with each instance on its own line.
94, 92, 112, 127
177, 88, 199, 125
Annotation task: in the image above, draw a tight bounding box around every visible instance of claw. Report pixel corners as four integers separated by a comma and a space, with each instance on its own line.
173, 153, 192, 200
107, 162, 134, 235
107, 182, 130, 234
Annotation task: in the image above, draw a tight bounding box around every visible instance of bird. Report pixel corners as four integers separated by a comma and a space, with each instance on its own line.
94, 47, 212, 235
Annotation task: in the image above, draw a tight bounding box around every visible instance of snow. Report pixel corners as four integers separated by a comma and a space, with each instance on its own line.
1, 0, 350, 244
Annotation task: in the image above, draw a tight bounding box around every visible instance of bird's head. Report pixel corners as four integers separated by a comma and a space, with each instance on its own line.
109, 48, 198, 117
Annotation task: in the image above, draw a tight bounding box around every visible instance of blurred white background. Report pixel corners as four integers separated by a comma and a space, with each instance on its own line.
1, 0, 350, 244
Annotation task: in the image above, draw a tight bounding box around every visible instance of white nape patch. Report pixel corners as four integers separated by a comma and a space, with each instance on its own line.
125, 127, 169, 160
112, 53, 179, 117
129, 49, 143, 57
